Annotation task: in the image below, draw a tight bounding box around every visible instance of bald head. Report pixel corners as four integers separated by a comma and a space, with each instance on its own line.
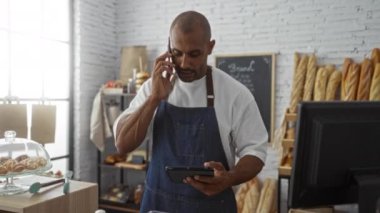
170, 11, 211, 41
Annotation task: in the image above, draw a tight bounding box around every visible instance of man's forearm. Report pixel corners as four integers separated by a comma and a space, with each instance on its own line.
227, 155, 264, 186
115, 96, 160, 154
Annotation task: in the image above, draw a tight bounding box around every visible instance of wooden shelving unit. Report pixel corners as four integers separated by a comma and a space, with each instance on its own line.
99, 200, 140, 213
98, 92, 147, 213
278, 108, 298, 212
278, 109, 297, 177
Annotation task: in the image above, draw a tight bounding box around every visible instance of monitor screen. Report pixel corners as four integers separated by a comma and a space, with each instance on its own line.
288, 101, 380, 212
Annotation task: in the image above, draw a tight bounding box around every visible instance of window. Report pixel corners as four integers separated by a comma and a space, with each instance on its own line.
0, 0, 72, 172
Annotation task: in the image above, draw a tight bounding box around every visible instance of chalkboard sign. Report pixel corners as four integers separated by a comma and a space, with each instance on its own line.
215, 53, 275, 142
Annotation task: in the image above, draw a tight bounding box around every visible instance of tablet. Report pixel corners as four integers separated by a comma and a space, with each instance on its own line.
165, 166, 214, 183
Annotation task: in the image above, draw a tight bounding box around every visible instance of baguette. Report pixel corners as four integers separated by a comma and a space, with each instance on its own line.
313, 68, 329, 101
257, 178, 277, 213
357, 59, 374, 100
262, 179, 277, 213
325, 64, 336, 74
371, 48, 380, 69
344, 63, 361, 101
256, 179, 270, 212
235, 181, 252, 213
341, 58, 353, 99
325, 65, 335, 82
290, 55, 308, 113
294, 52, 300, 73
325, 70, 342, 101
241, 178, 260, 213
303, 54, 318, 101
370, 63, 380, 101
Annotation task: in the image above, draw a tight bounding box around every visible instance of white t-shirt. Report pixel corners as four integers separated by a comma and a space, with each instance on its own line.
113, 67, 268, 169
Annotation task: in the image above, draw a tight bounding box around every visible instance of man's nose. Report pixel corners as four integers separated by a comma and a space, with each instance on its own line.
180, 55, 190, 68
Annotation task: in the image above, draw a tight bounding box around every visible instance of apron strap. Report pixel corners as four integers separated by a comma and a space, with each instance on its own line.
206, 66, 214, 107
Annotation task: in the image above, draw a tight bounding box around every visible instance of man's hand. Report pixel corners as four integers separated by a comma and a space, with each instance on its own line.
151, 51, 176, 102
184, 161, 234, 196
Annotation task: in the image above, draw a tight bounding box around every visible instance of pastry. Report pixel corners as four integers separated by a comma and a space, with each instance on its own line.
370, 63, 380, 101
290, 54, 308, 113
303, 54, 317, 101
313, 67, 329, 101
0, 165, 7, 175
235, 180, 251, 213
357, 59, 374, 100
257, 178, 277, 213
20, 158, 39, 170
15, 154, 29, 162
0, 156, 11, 164
12, 163, 25, 172
341, 58, 353, 99
2, 159, 17, 172
325, 70, 342, 101
344, 63, 361, 101
371, 48, 380, 68
241, 178, 260, 213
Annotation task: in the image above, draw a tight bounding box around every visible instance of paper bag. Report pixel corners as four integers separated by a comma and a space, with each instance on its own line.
119, 46, 148, 83
0, 104, 28, 138
31, 104, 56, 143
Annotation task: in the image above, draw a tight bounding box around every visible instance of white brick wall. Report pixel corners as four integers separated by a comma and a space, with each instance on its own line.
74, 0, 117, 182
115, 0, 380, 128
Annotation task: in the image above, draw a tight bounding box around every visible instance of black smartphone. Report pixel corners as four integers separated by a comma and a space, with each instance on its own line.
166, 37, 176, 82
165, 166, 214, 183
167, 37, 173, 62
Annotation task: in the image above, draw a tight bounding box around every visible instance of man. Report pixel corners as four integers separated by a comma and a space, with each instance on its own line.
114, 11, 267, 213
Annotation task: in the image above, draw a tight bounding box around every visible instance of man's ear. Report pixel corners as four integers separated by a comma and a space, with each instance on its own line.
208, 40, 216, 55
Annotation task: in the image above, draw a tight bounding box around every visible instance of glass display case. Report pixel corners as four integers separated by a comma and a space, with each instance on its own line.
0, 130, 52, 195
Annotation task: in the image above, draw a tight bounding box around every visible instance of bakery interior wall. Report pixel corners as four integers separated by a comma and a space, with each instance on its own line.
74, 0, 380, 185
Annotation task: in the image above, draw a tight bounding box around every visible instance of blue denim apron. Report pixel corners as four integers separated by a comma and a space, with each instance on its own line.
140, 68, 237, 213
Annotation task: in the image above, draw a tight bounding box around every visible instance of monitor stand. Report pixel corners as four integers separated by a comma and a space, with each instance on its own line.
354, 174, 380, 213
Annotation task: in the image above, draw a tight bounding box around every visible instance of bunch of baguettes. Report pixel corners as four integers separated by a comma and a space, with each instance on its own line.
341, 48, 380, 101
236, 178, 277, 213
289, 48, 380, 113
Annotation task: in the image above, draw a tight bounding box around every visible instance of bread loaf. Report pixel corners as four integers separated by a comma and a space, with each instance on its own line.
370, 63, 380, 101
325, 71, 342, 101
241, 178, 260, 213
257, 178, 277, 213
0, 165, 7, 175
325, 64, 336, 74
313, 68, 329, 101
371, 48, 380, 69
263, 179, 277, 213
303, 54, 318, 101
290, 55, 308, 113
256, 179, 269, 212
357, 59, 374, 100
294, 52, 300, 72
236, 180, 252, 213
344, 63, 361, 101
341, 58, 353, 99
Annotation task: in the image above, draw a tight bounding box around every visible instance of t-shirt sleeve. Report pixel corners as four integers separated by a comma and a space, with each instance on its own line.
231, 92, 268, 164
112, 79, 153, 138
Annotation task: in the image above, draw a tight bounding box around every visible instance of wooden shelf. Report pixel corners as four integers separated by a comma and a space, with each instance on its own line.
278, 166, 292, 177
115, 162, 147, 170
283, 139, 295, 149
99, 162, 147, 171
99, 203, 140, 213
285, 112, 297, 121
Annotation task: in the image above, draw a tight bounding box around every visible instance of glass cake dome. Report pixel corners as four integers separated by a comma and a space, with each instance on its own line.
0, 130, 52, 195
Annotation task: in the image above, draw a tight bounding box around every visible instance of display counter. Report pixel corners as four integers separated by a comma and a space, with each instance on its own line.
0, 175, 98, 213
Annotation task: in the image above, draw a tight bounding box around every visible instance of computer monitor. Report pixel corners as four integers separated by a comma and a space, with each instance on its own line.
288, 101, 380, 212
